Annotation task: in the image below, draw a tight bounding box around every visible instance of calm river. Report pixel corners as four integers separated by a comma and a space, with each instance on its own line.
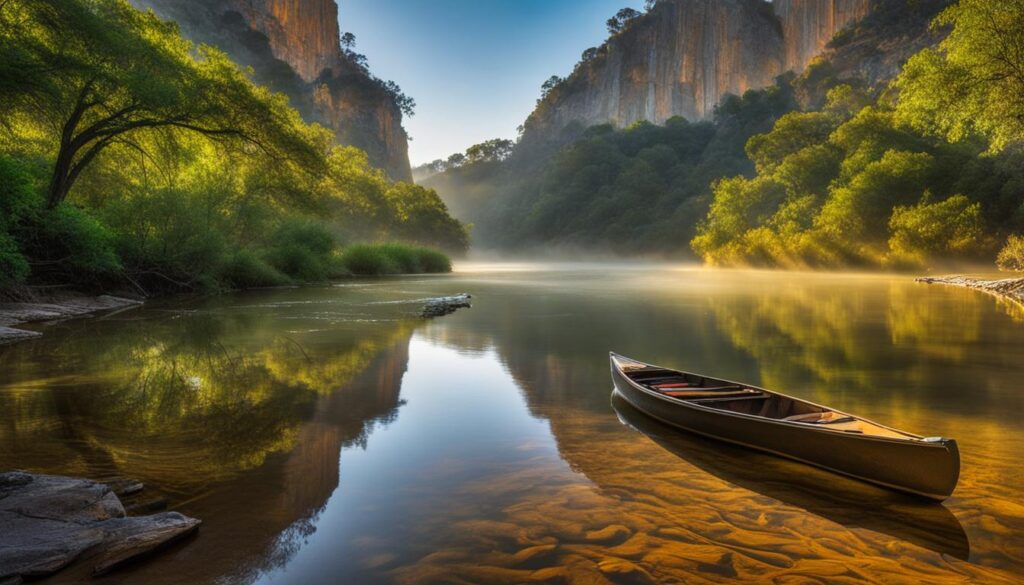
2, 264, 1023, 584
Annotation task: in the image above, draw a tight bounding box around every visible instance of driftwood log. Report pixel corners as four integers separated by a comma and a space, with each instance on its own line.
421, 293, 472, 318
0, 471, 199, 581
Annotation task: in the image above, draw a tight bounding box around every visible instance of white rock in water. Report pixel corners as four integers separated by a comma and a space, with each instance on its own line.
422, 293, 472, 318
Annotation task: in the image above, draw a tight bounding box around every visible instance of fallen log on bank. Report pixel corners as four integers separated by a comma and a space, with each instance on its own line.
0, 471, 199, 581
421, 293, 472, 318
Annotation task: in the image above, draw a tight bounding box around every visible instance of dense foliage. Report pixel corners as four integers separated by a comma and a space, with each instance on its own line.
0, 0, 466, 292
423, 83, 795, 253
423, 0, 1024, 270
695, 1, 1024, 269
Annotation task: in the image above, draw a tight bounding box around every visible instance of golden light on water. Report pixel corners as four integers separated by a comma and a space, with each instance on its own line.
1, 266, 1023, 583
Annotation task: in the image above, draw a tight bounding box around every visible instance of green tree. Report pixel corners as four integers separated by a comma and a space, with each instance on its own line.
0, 0, 321, 208
896, 0, 1024, 150
465, 139, 515, 164
607, 8, 642, 35
888, 194, 984, 265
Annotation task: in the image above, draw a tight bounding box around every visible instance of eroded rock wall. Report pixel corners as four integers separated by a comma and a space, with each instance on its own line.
131, 0, 412, 181
523, 0, 873, 143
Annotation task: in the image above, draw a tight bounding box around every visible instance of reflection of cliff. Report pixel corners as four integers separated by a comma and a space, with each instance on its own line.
129, 0, 412, 181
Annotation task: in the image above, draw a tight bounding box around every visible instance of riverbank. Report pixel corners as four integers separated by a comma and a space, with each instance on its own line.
916, 275, 1024, 309
0, 293, 142, 345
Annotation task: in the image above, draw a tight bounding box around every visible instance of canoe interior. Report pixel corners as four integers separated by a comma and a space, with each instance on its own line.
614, 357, 919, 441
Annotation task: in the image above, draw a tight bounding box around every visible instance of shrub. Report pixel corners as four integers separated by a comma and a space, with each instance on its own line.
415, 248, 452, 273
997, 235, 1024, 272
0, 156, 38, 226
219, 250, 290, 289
101, 188, 227, 289
338, 244, 401, 275
263, 219, 340, 282
0, 156, 37, 283
338, 243, 451, 275
17, 203, 122, 284
0, 230, 29, 283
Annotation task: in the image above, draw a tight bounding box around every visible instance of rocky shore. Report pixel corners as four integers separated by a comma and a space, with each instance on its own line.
0, 472, 200, 582
916, 276, 1024, 307
0, 294, 142, 346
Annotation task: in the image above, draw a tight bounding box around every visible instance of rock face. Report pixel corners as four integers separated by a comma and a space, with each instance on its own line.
774, 0, 872, 72
523, 0, 872, 143
131, 0, 412, 181
226, 0, 344, 82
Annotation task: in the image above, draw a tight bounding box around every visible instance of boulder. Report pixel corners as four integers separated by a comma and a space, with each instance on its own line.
0, 472, 199, 581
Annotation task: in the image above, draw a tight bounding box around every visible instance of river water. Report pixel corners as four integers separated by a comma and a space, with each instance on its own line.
2, 263, 1023, 584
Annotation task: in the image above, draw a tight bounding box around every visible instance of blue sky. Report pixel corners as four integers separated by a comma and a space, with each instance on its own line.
343, 0, 646, 166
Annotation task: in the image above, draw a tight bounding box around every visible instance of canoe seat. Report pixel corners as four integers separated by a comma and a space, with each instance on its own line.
658, 385, 742, 395
689, 393, 768, 404
659, 387, 755, 400
783, 411, 856, 425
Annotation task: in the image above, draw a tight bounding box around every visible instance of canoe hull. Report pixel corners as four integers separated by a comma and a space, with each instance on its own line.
611, 359, 960, 500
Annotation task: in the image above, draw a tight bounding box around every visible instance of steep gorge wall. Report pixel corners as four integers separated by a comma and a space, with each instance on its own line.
774, 0, 872, 72
131, 0, 411, 181
225, 0, 344, 81
523, 0, 871, 143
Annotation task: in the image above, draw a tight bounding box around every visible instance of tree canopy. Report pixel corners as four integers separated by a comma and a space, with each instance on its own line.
0, 0, 466, 290
0, 0, 321, 208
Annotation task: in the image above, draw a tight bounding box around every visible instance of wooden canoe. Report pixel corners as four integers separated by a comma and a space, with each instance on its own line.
610, 353, 960, 500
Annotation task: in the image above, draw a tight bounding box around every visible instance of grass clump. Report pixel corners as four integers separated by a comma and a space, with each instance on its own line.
339, 243, 452, 275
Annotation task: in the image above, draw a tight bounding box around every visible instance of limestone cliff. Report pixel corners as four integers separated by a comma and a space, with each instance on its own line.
774, 0, 872, 72
522, 0, 872, 144
130, 0, 412, 181
224, 0, 344, 81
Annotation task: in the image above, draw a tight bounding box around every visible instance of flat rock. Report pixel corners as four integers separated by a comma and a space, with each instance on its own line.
0, 472, 199, 581
0, 327, 42, 346
92, 513, 201, 575
0, 295, 142, 345
0, 473, 124, 523
0, 511, 104, 578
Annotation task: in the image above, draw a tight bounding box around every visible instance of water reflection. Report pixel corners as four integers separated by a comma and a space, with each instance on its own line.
611, 392, 970, 560
1, 267, 1023, 583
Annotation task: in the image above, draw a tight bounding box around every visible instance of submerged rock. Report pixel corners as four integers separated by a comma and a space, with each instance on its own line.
421, 293, 472, 318
0, 472, 200, 581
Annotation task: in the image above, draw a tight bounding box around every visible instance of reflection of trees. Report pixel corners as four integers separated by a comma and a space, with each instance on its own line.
0, 306, 417, 583
0, 311, 417, 487
704, 282, 996, 412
